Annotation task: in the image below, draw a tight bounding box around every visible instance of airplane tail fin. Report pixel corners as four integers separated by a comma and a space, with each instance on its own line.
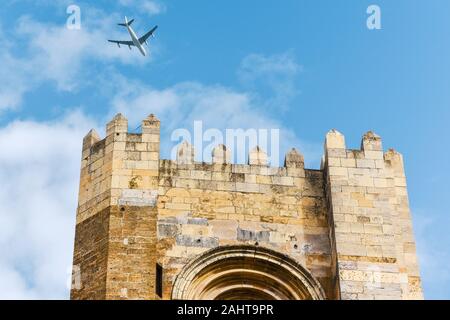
118, 17, 134, 27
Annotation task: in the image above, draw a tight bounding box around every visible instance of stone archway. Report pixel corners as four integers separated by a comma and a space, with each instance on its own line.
171, 245, 326, 300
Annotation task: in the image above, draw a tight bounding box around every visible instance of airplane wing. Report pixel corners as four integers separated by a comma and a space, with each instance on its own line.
139, 26, 158, 44
108, 40, 135, 48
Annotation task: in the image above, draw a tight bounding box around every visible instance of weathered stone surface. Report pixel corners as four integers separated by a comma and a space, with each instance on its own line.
284, 148, 305, 168
237, 228, 270, 242
175, 235, 219, 248
158, 224, 179, 238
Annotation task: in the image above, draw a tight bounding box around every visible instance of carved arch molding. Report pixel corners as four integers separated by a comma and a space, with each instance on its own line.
172, 245, 326, 300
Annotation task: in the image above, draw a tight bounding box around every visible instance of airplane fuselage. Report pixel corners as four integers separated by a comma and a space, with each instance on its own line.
126, 25, 147, 56
109, 17, 156, 57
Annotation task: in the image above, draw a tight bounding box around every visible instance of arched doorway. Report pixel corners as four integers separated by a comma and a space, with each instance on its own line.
171, 245, 326, 300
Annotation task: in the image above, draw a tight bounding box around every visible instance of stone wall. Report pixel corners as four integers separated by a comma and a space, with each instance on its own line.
156, 160, 333, 299
324, 130, 423, 300
70, 114, 423, 300
105, 205, 158, 300
71, 208, 109, 300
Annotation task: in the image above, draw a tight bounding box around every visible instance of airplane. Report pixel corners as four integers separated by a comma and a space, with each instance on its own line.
108, 16, 158, 57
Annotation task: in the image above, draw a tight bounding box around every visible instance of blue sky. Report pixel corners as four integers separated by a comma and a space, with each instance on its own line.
0, 0, 449, 299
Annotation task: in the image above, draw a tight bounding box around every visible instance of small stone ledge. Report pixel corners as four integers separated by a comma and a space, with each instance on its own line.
118, 189, 158, 207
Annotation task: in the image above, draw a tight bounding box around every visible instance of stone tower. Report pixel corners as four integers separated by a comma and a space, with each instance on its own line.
70, 114, 423, 300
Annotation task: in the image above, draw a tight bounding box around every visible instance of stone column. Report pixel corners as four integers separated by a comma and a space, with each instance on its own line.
105, 114, 160, 300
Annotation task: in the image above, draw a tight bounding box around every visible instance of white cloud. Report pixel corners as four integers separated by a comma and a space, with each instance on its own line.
0, 24, 33, 112
110, 76, 321, 167
141, 1, 166, 16
0, 110, 97, 299
413, 210, 450, 299
16, 14, 152, 91
0, 71, 29, 112
107, 52, 319, 167
237, 52, 302, 112
0, 10, 158, 113
119, 0, 166, 16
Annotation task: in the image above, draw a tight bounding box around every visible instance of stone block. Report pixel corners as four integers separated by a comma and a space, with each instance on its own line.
175, 235, 219, 248
328, 167, 348, 176
341, 158, 356, 168
237, 228, 270, 242
356, 159, 376, 169
118, 189, 158, 207
158, 224, 179, 238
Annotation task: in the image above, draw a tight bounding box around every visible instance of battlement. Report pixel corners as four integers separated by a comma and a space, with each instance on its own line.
83, 115, 405, 171
78, 114, 409, 220
83, 114, 306, 169
322, 129, 406, 175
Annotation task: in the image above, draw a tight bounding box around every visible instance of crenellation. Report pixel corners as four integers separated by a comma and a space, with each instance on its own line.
106, 113, 128, 137
212, 144, 231, 164
249, 146, 269, 166
361, 131, 383, 151
285, 148, 305, 168
82, 129, 101, 160
325, 129, 346, 150
71, 116, 422, 300
176, 141, 195, 164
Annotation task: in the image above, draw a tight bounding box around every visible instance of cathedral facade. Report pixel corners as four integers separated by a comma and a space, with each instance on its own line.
70, 114, 423, 300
